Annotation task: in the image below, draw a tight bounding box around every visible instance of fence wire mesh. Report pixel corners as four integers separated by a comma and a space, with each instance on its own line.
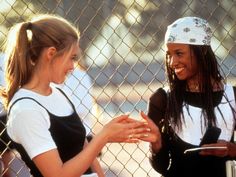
0, 0, 236, 176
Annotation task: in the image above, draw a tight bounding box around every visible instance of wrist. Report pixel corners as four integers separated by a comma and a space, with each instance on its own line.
150, 139, 162, 154
96, 130, 109, 145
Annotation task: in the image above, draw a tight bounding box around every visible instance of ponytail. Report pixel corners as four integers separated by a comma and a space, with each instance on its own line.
1, 22, 34, 108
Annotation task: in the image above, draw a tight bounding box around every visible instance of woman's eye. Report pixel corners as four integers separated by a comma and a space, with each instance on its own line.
176, 52, 183, 56
72, 56, 79, 62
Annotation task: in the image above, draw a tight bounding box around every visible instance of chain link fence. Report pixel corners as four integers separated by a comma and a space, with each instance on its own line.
0, 0, 236, 176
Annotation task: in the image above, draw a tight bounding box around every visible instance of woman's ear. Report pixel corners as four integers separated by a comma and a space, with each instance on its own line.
46, 47, 57, 60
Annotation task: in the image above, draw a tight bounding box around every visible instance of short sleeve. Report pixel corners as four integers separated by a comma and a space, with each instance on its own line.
7, 108, 56, 159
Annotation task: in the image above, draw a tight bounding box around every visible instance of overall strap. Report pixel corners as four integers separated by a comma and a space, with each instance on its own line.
8, 97, 50, 116
55, 87, 76, 112
8, 87, 76, 116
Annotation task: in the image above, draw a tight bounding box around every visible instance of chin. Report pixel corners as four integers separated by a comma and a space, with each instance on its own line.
52, 80, 65, 85
57, 80, 65, 84
176, 75, 187, 81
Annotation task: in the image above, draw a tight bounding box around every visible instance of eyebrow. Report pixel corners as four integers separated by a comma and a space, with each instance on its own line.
174, 48, 184, 52
167, 49, 184, 53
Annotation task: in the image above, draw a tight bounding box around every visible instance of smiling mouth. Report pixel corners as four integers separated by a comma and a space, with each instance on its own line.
174, 67, 185, 74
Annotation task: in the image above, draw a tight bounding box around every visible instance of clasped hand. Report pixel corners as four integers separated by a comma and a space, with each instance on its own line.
103, 111, 161, 146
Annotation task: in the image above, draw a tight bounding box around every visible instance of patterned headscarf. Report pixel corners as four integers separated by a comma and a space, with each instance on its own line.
164, 17, 212, 45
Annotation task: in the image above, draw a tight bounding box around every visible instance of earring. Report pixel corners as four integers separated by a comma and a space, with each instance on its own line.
30, 59, 35, 66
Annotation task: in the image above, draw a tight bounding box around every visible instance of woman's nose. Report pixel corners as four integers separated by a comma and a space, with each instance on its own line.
67, 62, 75, 73
169, 55, 178, 69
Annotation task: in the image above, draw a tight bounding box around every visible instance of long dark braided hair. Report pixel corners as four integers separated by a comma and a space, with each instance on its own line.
165, 45, 224, 130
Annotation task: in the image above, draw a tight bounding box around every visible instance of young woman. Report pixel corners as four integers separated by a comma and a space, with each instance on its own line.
147, 17, 236, 177
1, 14, 152, 177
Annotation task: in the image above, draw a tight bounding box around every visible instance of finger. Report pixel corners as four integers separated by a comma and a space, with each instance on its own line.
140, 110, 149, 121
131, 127, 151, 135
125, 139, 140, 143
140, 111, 155, 126
125, 133, 140, 143
113, 115, 129, 123
217, 140, 227, 143
202, 143, 227, 148
126, 121, 149, 130
200, 149, 228, 157
123, 117, 140, 123
126, 129, 150, 141
130, 131, 150, 139
138, 134, 159, 143
119, 113, 132, 123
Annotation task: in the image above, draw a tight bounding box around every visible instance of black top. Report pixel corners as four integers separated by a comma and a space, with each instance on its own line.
148, 87, 236, 177
8, 89, 92, 177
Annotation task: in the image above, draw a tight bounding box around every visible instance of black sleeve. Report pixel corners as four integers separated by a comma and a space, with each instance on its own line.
147, 88, 171, 175
148, 87, 167, 125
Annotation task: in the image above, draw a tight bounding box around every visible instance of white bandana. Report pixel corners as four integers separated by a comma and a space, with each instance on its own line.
165, 17, 212, 45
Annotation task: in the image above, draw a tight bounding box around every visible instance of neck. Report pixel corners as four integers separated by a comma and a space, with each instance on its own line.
23, 63, 53, 95
23, 84, 52, 96
23, 76, 52, 96
187, 79, 200, 92
186, 79, 223, 92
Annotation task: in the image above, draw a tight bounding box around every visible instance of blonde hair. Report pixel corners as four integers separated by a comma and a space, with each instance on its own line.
1, 14, 80, 108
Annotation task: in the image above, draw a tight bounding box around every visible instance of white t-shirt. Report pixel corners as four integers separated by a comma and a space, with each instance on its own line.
7, 86, 74, 159
172, 85, 236, 145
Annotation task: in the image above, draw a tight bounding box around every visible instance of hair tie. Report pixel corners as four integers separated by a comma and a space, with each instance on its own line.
26, 22, 32, 30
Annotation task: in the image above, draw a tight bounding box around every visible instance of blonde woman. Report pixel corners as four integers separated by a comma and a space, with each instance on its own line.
1, 14, 155, 177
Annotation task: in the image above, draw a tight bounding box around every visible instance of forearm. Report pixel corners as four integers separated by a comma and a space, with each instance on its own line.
149, 130, 171, 175
34, 131, 108, 177
83, 139, 105, 177
90, 159, 105, 177
149, 144, 170, 175
60, 132, 108, 177
34, 115, 146, 177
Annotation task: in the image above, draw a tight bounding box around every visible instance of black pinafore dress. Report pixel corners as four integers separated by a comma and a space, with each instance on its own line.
8, 89, 92, 177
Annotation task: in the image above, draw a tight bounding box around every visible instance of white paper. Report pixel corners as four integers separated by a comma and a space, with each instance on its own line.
184, 146, 227, 154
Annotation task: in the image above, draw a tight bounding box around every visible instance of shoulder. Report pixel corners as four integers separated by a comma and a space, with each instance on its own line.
8, 89, 49, 118
9, 88, 40, 106
149, 87, 167, 103
7, 90, 51, 139
7, 101, 51, 143
149, 87, 168, 110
